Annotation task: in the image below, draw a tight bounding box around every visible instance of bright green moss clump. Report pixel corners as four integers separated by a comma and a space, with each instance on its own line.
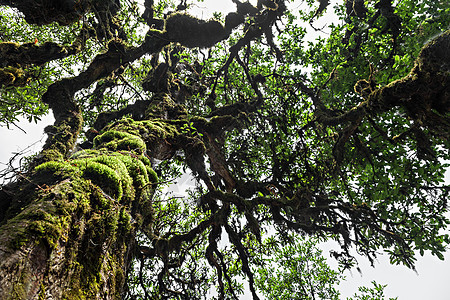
83, 161, 123, 202
145, 164, 158, 183
103, 117, 179, 143
118, 208, 132, 232
90, 155, 134, 200
118, 154, 149, 189
94, 130, 146, 153
70, 149, 99, 159
34, 160, 79, 179
35, 152, 158, 204
33, 117, 162, 205
71, 155, 137, 202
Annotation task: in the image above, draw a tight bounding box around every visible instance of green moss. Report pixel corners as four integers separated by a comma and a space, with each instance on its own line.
113, 118, 178, 140
144, 93, 177, 118
27, 211, 68, 249
72, 153, 143, 203
97, 118, 181, 156
114, 267, 125, 296
34, 160, 80, 180
5, 171, 132, 298
145, 119, 179, 137
0, 66, 29, 86
117, 154, 149, 189
45, 119, 82, 157
34, 121, 162, 204
90, 155, 134, 202
63, 259, 99, 299
69, 149, 158, 202
138, 154, 159, 183
9, 116, 165, 298
146, 167, 159, 183
38, 282, 46, 300
118, 208, 132, 232
39, 149, 64, 162
139, 154, 151, 166
102, 209, 120, 236
93, 130, 146, 153
70, 149, 101, 159
82, 161, 123, 202
11, 266, 31, 299
7, 184, 77, 250
64, 197, 123, 297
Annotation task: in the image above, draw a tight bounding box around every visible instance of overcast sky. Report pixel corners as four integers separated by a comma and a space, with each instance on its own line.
1, 0, 449, 299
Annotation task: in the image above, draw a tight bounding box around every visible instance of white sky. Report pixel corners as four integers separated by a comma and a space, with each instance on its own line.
1, 0, 449, 299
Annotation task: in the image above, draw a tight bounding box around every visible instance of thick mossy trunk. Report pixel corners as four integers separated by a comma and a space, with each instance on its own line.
0, 178, 134, 299
0, 119, 164, 299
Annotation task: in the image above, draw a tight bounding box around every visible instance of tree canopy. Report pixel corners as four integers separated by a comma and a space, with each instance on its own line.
0, 0, 449, 299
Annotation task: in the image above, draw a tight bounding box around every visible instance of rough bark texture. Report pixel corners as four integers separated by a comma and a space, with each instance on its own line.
0, 178, 135, 299
0, 122, 162, 298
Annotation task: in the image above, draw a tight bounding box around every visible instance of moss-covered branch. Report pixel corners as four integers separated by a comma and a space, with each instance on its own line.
0, 39, 84, 69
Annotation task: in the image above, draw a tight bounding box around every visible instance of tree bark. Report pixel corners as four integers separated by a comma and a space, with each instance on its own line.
0, 178, 137, 299
0, 122, 164, 298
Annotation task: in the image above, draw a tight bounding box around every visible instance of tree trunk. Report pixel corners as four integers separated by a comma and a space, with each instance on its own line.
0, 133, 162, 298
0, 178, 136, 299
0, 100, 177, 298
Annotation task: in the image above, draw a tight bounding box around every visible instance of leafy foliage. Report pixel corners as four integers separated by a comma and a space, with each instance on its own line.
255, 234, 398, 300
255, 235, 343, 300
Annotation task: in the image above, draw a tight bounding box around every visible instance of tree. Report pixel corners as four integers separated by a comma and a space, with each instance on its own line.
0, 0, 448, 299
254, 234, 397, 300
255, 234, 344, 300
